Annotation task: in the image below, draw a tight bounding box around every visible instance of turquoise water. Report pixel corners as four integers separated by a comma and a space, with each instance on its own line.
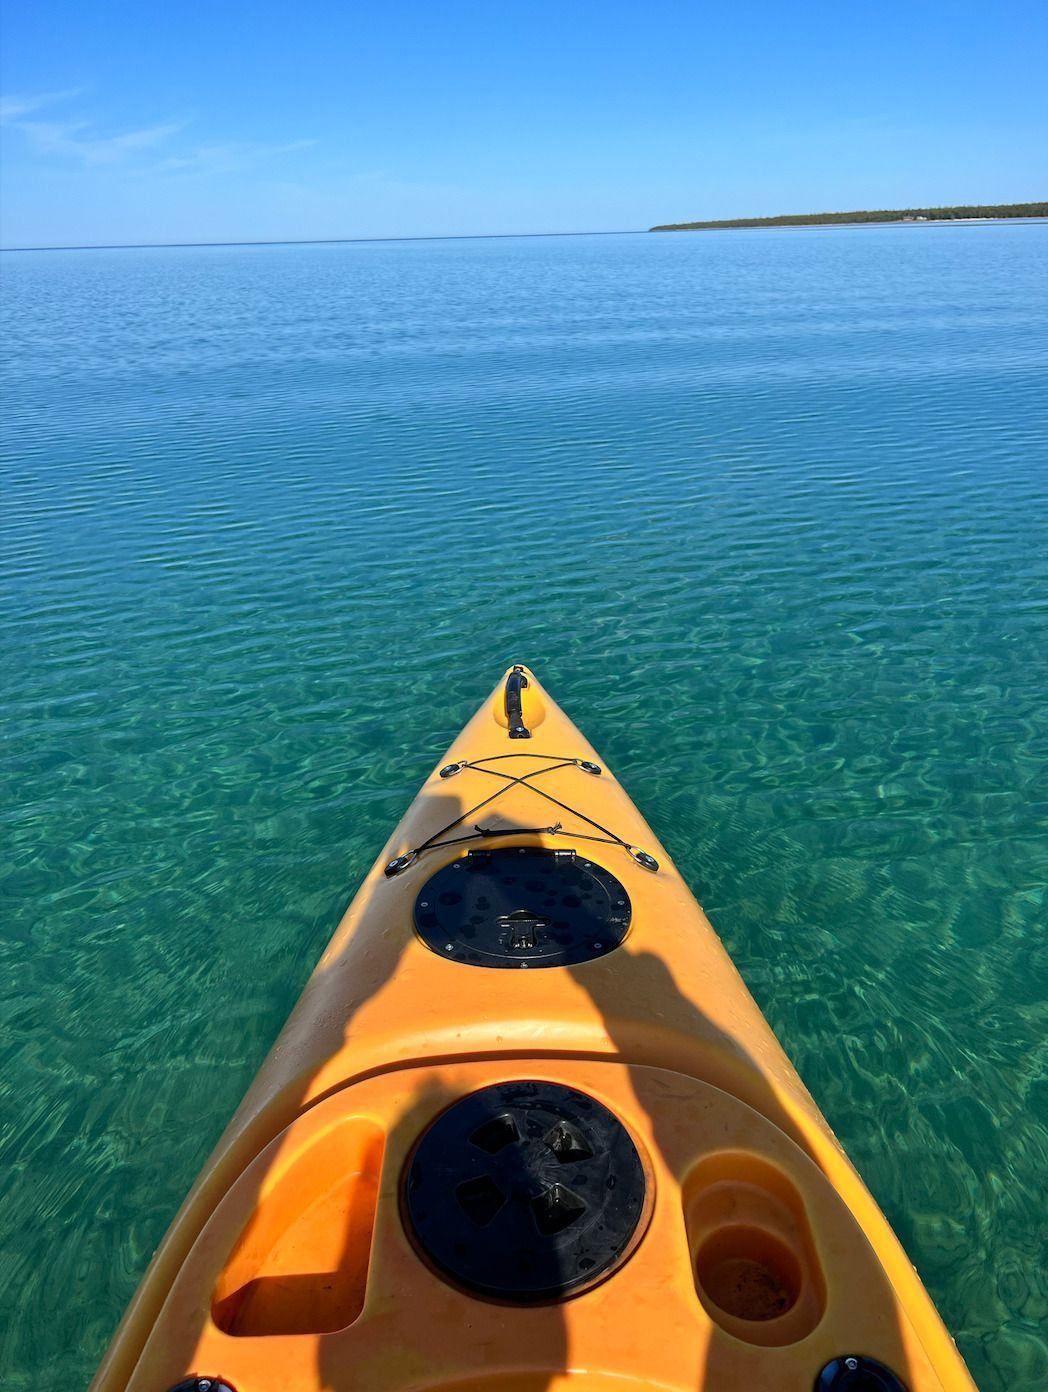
1, 227, 1046, 1390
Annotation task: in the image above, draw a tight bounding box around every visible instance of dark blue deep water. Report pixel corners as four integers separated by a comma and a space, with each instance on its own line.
2, 226, 1046, 1390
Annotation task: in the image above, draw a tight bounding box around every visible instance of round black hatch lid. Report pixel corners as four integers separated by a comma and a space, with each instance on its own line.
414, 847, 631, 968
403, 1080, 649, 1302
814, 1358, 909, 1392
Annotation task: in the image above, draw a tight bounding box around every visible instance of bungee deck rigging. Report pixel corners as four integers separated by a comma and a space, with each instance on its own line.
386, 747, 659, 876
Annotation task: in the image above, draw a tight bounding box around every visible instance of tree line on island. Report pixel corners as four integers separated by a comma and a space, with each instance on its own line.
650, 202, 1048, 231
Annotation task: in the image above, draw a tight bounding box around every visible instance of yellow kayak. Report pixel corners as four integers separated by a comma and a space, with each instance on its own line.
93, 666, 975, 1392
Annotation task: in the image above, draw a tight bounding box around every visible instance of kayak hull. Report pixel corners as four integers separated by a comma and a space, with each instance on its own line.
92, 666, 975, 1392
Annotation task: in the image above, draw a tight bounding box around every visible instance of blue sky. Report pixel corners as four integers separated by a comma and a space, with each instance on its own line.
2, 0, 1045, 246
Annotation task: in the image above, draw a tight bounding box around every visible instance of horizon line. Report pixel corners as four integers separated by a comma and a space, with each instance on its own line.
4, 217, 1045, 254
0, 228, 644, 253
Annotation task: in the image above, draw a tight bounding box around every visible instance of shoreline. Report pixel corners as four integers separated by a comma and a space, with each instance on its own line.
655, 216, 1048, 234
651, 201, 1047, 232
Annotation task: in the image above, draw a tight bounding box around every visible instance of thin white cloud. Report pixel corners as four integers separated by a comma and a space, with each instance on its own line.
15, 118, 185, 166
149, 138, 316, 177
0, 89, 83, 122
2, 89, 314, 177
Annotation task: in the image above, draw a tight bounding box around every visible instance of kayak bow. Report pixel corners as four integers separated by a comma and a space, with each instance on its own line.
93, 665, 975, 1392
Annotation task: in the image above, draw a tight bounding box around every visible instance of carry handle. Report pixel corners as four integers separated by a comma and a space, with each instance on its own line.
505, 666, 531, 739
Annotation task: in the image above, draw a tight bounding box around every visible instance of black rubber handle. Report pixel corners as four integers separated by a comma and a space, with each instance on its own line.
505, 667, 531, 739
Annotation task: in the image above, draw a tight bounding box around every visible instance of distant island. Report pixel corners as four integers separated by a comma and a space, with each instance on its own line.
650, 202, 1048, 232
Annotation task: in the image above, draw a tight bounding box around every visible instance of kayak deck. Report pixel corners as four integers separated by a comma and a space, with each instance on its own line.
92, 666, 975, 1392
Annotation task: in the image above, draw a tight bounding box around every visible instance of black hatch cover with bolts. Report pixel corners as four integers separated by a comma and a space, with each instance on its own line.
814, 1357, 909, 1392
413, 848, 631, 968
403, 1081, 649, 1302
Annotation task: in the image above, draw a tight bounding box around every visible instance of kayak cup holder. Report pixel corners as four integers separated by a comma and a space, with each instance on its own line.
683, 1152, 826, 1346
694, 1224, 802, 1321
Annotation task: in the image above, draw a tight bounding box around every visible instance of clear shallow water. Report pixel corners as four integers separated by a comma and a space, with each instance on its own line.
1, 227, 1046, 1390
